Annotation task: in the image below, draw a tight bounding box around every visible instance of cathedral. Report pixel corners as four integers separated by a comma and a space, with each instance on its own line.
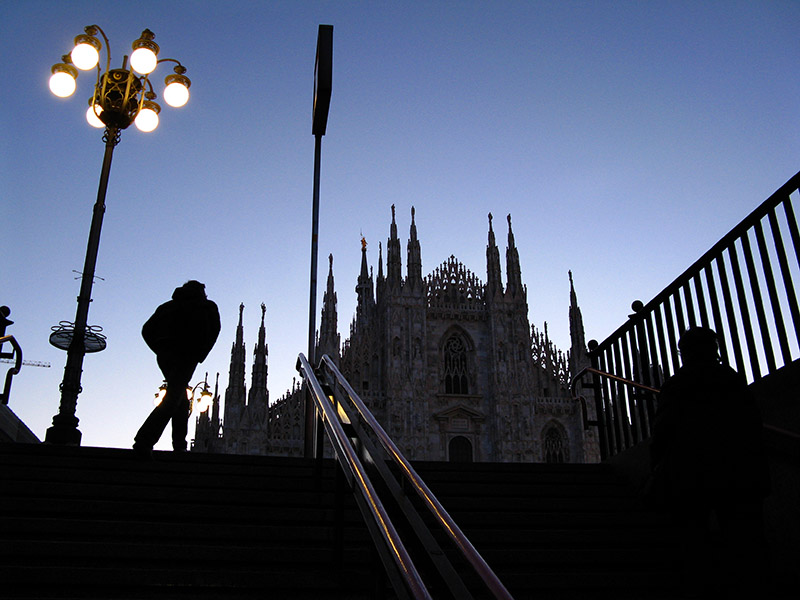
193, 207, 598, 463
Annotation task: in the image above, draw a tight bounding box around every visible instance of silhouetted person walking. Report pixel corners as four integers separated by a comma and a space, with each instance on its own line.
134, 281, 220, 457
650, 326, 770, 596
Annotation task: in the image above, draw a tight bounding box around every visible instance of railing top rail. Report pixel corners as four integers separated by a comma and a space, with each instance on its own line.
590, 169, 800, 354
296, 353, 432, 600
320, 354, 514, 600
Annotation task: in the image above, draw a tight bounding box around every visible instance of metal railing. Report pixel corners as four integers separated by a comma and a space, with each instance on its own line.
584, 170, 800, 459
297, 353, 513, 600
1, 335, 22, 405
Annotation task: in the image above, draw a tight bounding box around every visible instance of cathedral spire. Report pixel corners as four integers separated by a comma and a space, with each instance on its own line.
248, 303, 269, 418
407, 206, 422, 289
505, 213, 523, 299
486, 212, 503, 297
223, 304, 247, 428
387, 204, 402, 287
356, 237, 375, 323
568, 270, 589, 375
319, 254, 340, 361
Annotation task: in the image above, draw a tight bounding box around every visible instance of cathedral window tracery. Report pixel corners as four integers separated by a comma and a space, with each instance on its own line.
543, 421, 569, 463
443, 334, 469, 394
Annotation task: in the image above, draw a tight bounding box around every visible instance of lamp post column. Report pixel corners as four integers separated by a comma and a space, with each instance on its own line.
46, 127, 119, 445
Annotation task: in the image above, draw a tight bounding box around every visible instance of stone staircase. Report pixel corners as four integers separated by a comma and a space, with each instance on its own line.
0, 442, 754, 599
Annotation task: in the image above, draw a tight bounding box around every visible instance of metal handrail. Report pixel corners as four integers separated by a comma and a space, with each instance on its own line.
319, 354, 515, 600
0, 335, 22, 405
570, 366, 661, 398
296, 353, 432, 600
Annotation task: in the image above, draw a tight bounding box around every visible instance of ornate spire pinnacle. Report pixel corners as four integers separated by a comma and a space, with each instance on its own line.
505, 213, 523, 298
568, 270, 588, 375
319, 253, 340, 361
356, 236, 375, 322
387, 204, 402, 286
486, 212, 503, 297
224, 304, 248, 427
407, 206, 422, 288
248, 302, 269, 417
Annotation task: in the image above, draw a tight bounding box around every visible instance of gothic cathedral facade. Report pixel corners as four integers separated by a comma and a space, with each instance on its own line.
193, 207, 598, 463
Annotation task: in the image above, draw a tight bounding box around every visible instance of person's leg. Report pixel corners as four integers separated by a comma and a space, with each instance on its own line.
165, 360, 196, 451
134, 384, 183, 450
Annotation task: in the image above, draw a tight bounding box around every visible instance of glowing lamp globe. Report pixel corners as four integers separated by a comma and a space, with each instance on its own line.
130, 47, 157, 74
49, 71, 76, 97
135, 105, 160, 132
71, 43, 99, 70
163, 81, 190, 108
196, 390, 213, 413
86, 104, 104, 128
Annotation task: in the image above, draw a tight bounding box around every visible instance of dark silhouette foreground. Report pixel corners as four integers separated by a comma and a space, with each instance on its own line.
650, 326, 770, 596
134, 281, 220, 456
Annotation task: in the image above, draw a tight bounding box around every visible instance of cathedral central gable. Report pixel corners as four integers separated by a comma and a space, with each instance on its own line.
426, 255, 485, 313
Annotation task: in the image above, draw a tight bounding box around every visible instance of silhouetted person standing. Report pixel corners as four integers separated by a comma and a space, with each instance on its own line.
134, 281, 220, 456
651, 326, 770, 595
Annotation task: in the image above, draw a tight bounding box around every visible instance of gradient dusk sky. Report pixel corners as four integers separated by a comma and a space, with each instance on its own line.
3, 1, 798, 450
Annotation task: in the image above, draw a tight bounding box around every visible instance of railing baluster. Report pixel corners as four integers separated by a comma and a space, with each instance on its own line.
741, 229, 776, 372
610, 341, 630, 450
693, 272, 709, 328
653, 303, 671, 381
783, 193, 800, 273
619, 334, 637, 446
704, 260, 729, 366
683, 280, 697, 328
729, 242, 762, 379
673, 291, 687, 336
768, 204, 800, 351
716, 250, 747, 374
754, 218, 791, 366
663, 298, 680, 375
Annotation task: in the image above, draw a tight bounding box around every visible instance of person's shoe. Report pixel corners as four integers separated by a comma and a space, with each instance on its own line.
133, 442, 154, 461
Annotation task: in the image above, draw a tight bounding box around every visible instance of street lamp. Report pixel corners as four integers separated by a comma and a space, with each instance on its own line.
152, 374, 212, 414
305, 24, 332, 458
45, 25, 191, 445
189, 373, 214, 415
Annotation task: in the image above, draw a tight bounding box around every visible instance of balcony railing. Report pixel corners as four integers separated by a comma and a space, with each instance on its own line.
582, 170, 800, 459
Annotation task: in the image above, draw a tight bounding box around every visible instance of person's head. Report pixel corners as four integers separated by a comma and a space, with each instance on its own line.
678, 326, 720, 366
172, 280, 207, 302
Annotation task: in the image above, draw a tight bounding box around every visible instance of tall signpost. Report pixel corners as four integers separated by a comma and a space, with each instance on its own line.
305, 25, 332, 458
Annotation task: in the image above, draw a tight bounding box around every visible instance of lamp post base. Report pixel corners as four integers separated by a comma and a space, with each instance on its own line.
45, 416, 82, 446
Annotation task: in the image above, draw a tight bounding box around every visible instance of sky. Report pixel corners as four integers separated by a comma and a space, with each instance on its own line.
2, 1, 798, 451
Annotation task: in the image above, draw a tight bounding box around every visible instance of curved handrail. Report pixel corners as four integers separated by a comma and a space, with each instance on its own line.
319, 354, 515, 600
0, 335, 22, 405
296, 353, 432, 600
570, 366, 661, 399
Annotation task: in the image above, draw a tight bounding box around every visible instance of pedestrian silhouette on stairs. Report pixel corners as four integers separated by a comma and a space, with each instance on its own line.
133, 280, 220, 458
650, 326, 770, 596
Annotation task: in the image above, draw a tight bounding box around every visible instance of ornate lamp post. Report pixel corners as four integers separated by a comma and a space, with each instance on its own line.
45, 25, 191, 445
